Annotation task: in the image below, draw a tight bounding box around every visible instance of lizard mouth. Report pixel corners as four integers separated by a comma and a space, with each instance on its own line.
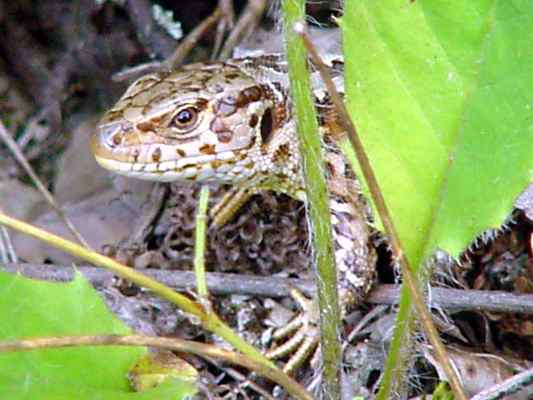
92, 147, 250, 183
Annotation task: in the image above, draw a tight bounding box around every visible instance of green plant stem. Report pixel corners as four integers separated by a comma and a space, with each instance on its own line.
194, 185, 210, 299
0, 334, 312, 400
283, 1, 342, 398
0, 212, 275, 371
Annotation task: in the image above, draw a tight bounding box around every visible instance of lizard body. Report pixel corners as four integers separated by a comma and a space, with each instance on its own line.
91, 54, 376, 373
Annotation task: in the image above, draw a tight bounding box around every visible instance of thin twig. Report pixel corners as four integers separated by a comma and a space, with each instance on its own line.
0, 20, 61, 139
0, 334, 312, 400
124, 0, 176, 58
111, 61, 164, 83
218, 0, 267, 60
0, 120, 91, 249
1, 263, 315, 299
16, 109, 50, 151
0, 204, 17, 263
0, 229, 6, 263
370, 285, 533, 315
3, 263, 533, 315
164, 7, 222, 69
218, 0, 235, 28
470, 367, 533, 400
295, 23, 467, 400
211, 0, 235, 59
117, 6, 223, 78
0, 225, 16, 263
209, 364, 276, 400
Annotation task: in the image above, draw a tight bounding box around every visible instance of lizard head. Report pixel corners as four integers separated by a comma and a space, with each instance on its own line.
91, 61, 287, 183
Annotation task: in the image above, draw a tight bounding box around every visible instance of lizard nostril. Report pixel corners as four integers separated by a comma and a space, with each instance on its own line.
90, 123, 127, 160
98, 124, 123, 149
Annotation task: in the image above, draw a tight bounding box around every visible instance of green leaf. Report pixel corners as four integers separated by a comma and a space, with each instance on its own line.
341, 0, 533, 397
342, 0, 533, 269
0, 270, 196, 399
433, 382, 454, 400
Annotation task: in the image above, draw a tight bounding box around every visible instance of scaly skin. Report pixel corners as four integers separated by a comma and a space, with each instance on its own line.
91, 54, 376, 374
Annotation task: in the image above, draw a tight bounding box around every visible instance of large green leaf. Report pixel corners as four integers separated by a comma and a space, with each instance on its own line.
0, 270, 195, 399
342, 0, 533, 269
341, 0, 533, 396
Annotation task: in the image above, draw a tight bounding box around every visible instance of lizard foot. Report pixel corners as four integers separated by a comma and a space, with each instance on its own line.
265, 288, 322, 375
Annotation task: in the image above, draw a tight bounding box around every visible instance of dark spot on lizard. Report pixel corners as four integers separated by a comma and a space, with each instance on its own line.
273, 143, 290, 164
330, 59, 344, 74
199, 143, 216, 155
137, 121, 155, 132
211, 159, 222, 169
260, 108, 274, 145
325, 161, 336, 177
132, 149, 140, 163
249, 114, 259, 128
238, 86, 263, 105
269, 81, 284, 96
176, 148, 186, 157
264, 82, 288, 126
235, 152, 247, 162
211, 158, 235, 169
181, 163, 197, 170
103, 110, 124, 124
225, 72, 240, 80
152, 147, 162, 162
195, 98, 209, 111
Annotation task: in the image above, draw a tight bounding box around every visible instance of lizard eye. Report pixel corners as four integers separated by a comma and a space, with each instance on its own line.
171, 107, 199, 132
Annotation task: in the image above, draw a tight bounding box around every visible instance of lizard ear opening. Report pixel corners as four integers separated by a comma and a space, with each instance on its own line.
260, 108, 273, 144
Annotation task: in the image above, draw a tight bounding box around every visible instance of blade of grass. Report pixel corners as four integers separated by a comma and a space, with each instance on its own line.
194, 185, 210, 299
0, 334, 312, 400
283, 1, 342, 398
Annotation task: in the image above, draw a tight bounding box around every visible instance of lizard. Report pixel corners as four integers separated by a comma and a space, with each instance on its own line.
90, 53, 376, 375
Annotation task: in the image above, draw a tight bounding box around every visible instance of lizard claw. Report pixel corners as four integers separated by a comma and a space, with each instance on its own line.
265, 288, 322, 374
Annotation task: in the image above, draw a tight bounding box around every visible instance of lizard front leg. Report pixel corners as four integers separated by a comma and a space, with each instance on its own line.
266, 174, 377, 375
210, 185, 260, 227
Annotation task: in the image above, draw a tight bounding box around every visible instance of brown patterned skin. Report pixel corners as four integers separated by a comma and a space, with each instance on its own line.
91, 54, 376, 373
